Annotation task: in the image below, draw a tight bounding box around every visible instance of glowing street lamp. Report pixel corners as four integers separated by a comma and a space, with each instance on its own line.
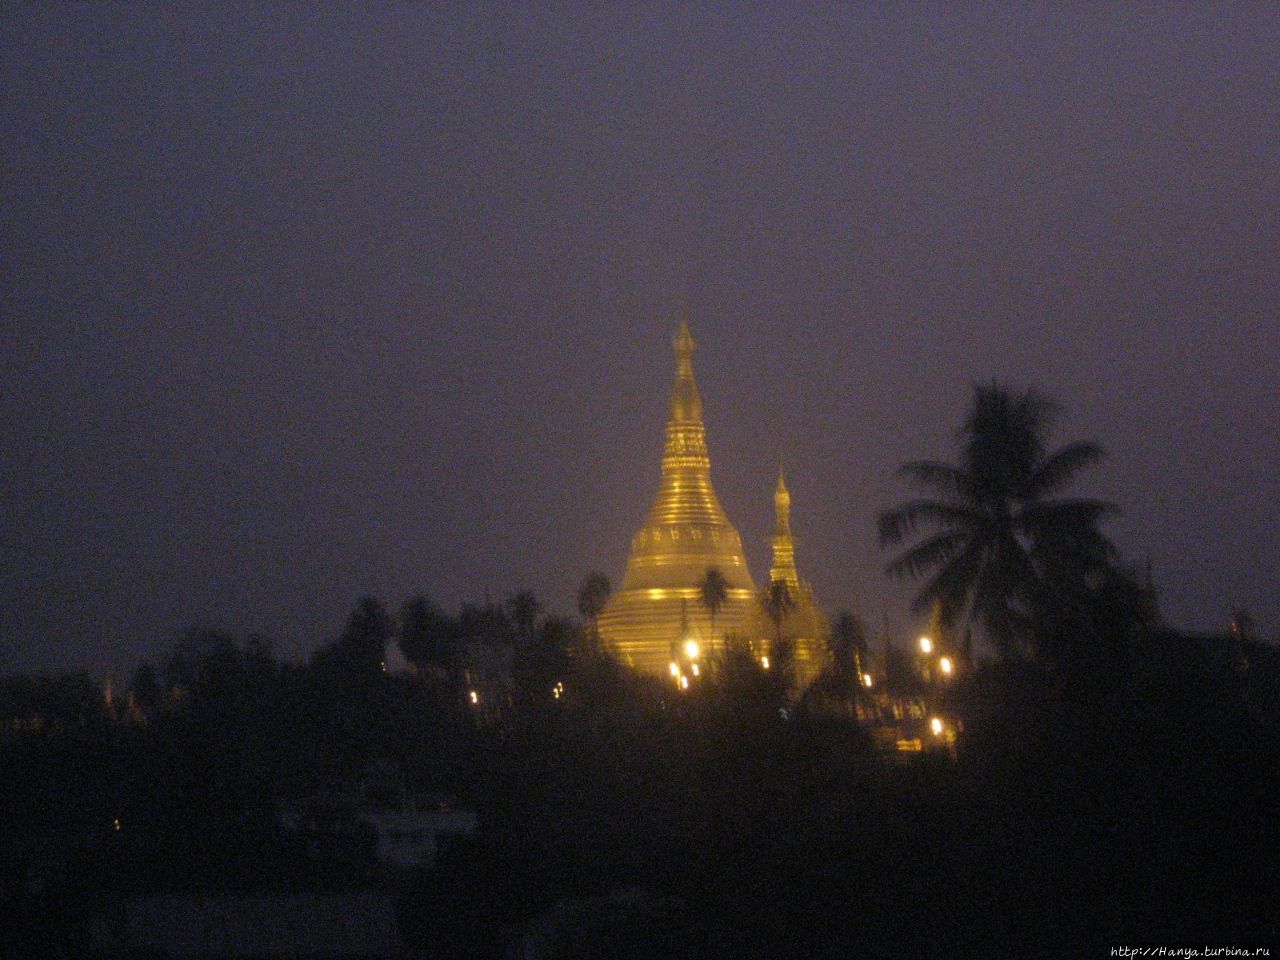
669, 661, 681, 678
691, 663, 700, 677
918, 636, 933, 655
930, 716, 944, 736
468, 690, 479, 705
760, 655, 771, 670
679, 675, 690, 690
683, 639, 701, 660
861, 673, 874, 688
939, 656, 953, 676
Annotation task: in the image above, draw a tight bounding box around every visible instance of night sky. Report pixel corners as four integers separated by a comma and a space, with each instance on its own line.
4, 5, 1278, 678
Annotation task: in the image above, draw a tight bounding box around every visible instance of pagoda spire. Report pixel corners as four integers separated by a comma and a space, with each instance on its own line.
770, 464, 800, 594
758, 464, 828, 691
666, 316, 704, 439
647, 314, 719, 526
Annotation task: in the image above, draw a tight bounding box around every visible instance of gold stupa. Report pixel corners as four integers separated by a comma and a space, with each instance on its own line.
755, 467, 829, 689
598, 320, 757, 675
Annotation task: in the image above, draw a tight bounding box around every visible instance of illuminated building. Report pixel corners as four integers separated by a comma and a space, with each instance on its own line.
598, 320, 758, 675
752, 467, 829, 689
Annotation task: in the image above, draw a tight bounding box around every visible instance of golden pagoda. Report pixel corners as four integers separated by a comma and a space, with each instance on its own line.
598, 320, 757, 676
755, 467, 829, 689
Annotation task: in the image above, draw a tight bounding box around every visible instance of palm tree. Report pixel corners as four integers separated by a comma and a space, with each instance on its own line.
698, 566, 729, 651
576, 571, 611, 655
878, 383, 1116, 660
828, 610, 868, 684
761, 578, 796, 669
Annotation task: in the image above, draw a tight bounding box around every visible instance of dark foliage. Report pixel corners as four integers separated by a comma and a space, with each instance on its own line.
577, 572, 612, 656
4, 600, 1278, 957
398, 594, 456, 675
760, 578, 797, 680
312, 596, 393, 676
699, 566, 730, 650
827, 610, 869, 684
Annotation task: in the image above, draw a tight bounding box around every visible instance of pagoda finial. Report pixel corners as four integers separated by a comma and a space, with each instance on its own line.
674, 311, 694, 368
668, 313, 701, 423
774, 464, 792, 535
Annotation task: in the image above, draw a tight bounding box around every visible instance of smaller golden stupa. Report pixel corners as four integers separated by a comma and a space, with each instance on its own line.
752, 467, 829, 689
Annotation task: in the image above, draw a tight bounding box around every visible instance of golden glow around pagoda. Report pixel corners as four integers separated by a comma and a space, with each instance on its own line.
598, 319, 758, 676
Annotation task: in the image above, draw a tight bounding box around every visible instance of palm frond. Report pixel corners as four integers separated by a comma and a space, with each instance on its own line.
897, 460, 974, 498
1018, 497, 1118, 533
961, 384, 1058, 481
878, 500, 983, 545
885, 530, 970, 579
1025, 442, 1107, 498
970, 534, 1037, 615
970, 549, 1039, 656
911, 542, 984, 616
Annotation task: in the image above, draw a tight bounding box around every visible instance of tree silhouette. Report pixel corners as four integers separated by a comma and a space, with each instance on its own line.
323, 596, 393, 674
1034, 565, 1162, 670
398, 595, 456, 676
761, 578, 796, 672
457, 601, 514, 646
514, 615, 578, 708
507, 590, 542, 645
698, 567, 729, 652
827, 610, 868, 685
576, 572, 611, 655
129, 661, 161, 717
879, 383, 1116, 660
